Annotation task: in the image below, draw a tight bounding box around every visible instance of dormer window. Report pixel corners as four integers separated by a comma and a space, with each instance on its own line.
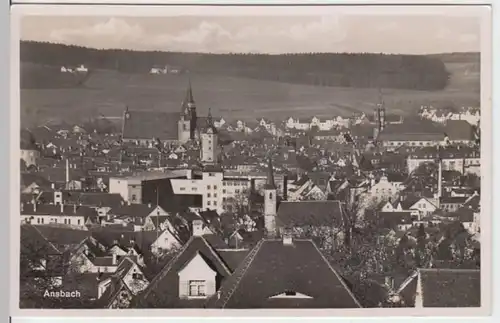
269, 290, 313, 299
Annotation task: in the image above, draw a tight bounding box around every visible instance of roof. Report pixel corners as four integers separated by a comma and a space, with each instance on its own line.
419, 269, 480, 307
206, 239, 362, 308
216, 249, 250, 272
440, 196, 468, 204
138, 236, 233, 308
109, 204, 156, 218
378, 212, 413, 230
22, 203, 99, 219
29, 225, 92, 250
277, 201, 345, 227
122, 110, 179, 141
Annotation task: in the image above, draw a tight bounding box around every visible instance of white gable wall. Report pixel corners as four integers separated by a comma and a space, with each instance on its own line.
178, 252, 217, 298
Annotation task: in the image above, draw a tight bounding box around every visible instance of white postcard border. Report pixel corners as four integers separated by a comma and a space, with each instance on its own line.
9, 1, 495, 319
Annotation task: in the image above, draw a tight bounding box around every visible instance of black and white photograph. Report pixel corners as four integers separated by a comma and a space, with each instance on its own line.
11, 4, 491, 314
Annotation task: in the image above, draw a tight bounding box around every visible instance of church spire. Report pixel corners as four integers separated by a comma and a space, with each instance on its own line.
186, 79, 195, 108
181, 79, 196, 115
264, 157, 276, 190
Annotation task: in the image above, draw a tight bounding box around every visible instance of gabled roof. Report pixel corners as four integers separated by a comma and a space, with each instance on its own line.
277, 201, 346, 227
398, 268, 480, 307
137, 236, 232, 308
205, 239, 362, 308
30, 225, 92, 251
109, 204, 157, 218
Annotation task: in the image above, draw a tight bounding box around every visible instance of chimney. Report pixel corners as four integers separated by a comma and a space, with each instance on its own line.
21, 203, 24, 212
73, 204, 77, 214
192, 219, 204, 237
60, 202, 64, 213
51, 183, 55, 190
65, 158, 70, 184
148, 202, 152, 208
283, 175, 288, 201
112, 253, 117, 265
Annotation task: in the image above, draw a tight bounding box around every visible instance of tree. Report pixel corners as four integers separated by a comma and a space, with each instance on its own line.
20, 225, 96, 309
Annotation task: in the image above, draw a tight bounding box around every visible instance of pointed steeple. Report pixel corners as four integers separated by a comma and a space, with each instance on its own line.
264, 157, 276, 190
181, 79, 196, 116
186, 79, 195, 108
206, 108, 217, 134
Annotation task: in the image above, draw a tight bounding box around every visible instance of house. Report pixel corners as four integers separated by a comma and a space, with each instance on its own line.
378, 212, 414, 232
390, 269, 480, 307
96, 256, 150, 308
21, 129, 41, 168
369, 175, 400, 203
205, 236, 362, 308
407, 146, 481, 175
440, 196, 468, 213
136, 233, 238, 308
402, 196, 438, 218
20, 225, 65, 285
21, 202, 99, 228
107, 203, 168, 231
75, 64, 88, 73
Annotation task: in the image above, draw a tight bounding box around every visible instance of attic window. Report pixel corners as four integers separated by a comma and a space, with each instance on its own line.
269, 291, 313, 299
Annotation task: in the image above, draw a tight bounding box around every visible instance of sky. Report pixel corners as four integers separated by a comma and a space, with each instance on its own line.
20, 14, 481, 55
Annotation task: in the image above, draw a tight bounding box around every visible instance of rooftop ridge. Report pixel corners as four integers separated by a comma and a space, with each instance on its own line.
139, 235, 195, 301
200, 236, 232, 276
215, 239, 265, 308
310, 240, 363, 308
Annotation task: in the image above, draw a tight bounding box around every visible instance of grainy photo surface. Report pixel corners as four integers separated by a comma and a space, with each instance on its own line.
15, 6, 487, 312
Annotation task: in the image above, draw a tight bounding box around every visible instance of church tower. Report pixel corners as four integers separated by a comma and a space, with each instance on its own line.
264, 157, 277, 237
201, 108, 218, 164
178, 80, 197, 143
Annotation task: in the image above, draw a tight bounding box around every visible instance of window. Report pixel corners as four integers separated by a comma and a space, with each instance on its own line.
37, 218, 40, 224
207, 185, 211, 190
132, 273, 143, 280
214, 201, 217, 206
41, 218, 44, 224
235, 189, 240, 194
214, 185, 217, 190
269, 192, 273, 199
223, 197, 226, 202
223, 189, 226, 194
209, 173, 215, 177
54, 219, 58, 224
192, 187, 197, 191
180, 187, 186, 191
214, 193, 217, 198
207, 193, 211, 198
189, 280, 206, 296
207, 201, 211, 206
131, 194, 137, 202
223, 182, 226, 186
77, 219, 81, 225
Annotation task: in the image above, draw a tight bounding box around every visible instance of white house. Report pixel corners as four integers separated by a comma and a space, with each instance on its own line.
75, 65, 88, 73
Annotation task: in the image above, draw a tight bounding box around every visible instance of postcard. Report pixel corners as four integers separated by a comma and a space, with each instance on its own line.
10, 2, 492, 317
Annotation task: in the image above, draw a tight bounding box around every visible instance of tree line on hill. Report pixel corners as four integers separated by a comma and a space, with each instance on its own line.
21, 41, 450, 91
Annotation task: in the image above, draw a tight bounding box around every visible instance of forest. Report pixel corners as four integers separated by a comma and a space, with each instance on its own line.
20, 41, 450, 91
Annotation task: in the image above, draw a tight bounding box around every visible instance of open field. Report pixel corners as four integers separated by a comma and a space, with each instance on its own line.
20, 59, 480, 128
